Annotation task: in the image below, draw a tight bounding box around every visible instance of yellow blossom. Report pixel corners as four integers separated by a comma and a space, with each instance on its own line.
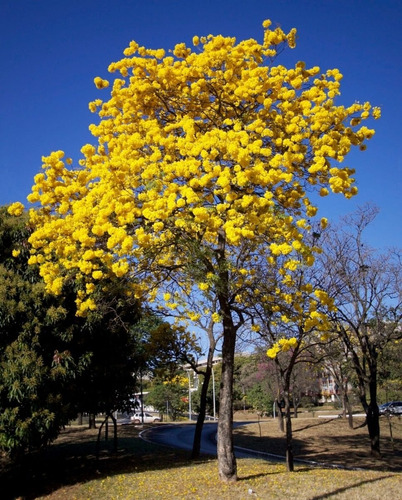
8, 202, 25, 216
94, 77, 109, 89
212, 312, 221, 323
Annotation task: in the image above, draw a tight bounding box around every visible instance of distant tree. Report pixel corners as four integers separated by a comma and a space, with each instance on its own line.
246, 384, 274, 417
287, 359, 321, 417
377, 340, 402, 403
192, 359, 222, 419
132, 312, 199, 378
315, 337, 357, 427
146, 375, 188, 421
239, 355, 275, 418
233, 354, 258, 412
243, 355, 280, 414
230, 354, 271, 413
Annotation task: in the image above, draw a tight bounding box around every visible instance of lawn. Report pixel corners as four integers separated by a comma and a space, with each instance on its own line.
2, 414, 401, 499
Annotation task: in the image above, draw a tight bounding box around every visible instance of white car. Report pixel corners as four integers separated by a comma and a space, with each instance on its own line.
131, 412, 161, 424
378, 401, 402, 416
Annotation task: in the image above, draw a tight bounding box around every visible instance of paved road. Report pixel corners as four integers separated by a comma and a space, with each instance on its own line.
140, 422, 218, 456
140, 422, 284, 461
139, 422, 360, 469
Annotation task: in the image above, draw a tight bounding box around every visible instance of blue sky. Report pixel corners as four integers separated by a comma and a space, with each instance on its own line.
1, 0, 401, 249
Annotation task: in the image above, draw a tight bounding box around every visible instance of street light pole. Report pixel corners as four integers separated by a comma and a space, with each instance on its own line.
187, 370, 192, 421
140, 369, 144, 425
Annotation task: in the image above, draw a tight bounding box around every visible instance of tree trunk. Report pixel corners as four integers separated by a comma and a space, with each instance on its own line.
110, 412, 118, 453
215, 232, 240, 482
284, 392, 294, 472
293, 399, 299, 418
356, 353, 381, 456
276, 398, 285, 432
358, 385, 381, 456
88, 413, 96, 429
217, 319, 237, 482
345, 332, 381, 456
367, 364, 381, 457
343, 391, 354, 429
96, 415, 108, 459
192, 348, 214, 459
367, 403, 381, 457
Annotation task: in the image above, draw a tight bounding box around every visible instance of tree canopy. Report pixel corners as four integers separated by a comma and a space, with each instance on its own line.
0, 207, 142, 456
9, 20, 379, 312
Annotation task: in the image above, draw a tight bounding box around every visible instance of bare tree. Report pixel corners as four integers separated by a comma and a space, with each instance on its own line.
319, 204, 402, 456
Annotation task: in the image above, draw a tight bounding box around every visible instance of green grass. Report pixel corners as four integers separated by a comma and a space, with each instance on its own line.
2, 422, 401, 500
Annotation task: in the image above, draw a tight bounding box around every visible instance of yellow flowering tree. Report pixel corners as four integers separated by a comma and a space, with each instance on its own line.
243, 239, 337, 472
14, 19, 379, 481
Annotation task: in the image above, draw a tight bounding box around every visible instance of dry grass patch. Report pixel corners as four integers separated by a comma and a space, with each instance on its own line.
233, 414, 402, 471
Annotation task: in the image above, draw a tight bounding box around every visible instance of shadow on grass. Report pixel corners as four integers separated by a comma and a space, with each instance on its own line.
237, 465, 396, 497
233, 423, 402, 473
290, 416, 379, 435
309, 474, 396, 500
239, 470, 282, 481
1, 424, 214, 500
291, 418, 338, 433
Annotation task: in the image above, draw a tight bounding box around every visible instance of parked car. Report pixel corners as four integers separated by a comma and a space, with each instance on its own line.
131, 412, 161, 424
378, 401, 402, 415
